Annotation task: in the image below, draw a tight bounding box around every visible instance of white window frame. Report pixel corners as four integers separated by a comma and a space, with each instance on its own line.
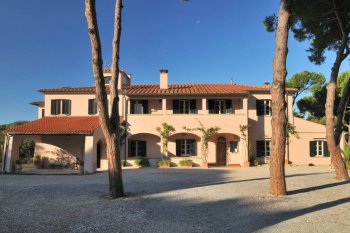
214, 100, 226, 114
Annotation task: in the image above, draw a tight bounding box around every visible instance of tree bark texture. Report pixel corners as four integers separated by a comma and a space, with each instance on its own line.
325, 0, 349, 180
334, 79, 350, 145
85, 0, 125, 198
270, 0, 290, 196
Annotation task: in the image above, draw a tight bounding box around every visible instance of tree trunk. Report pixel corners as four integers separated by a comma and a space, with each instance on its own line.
325, 1, 349, 180
85, 0, 125, 198
325, 49, 349, 180
334, 79, 350, 145
270, 0, 290, 196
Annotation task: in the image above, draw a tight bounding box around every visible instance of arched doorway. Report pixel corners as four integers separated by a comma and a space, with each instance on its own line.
97, 141, 102, 169
216, 136, 226, 166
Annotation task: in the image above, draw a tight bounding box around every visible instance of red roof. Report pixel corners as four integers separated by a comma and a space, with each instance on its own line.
30, 101, 45, 107
4, 116, 100, 135
38, 83, 297, 95
123, 84, 271, 95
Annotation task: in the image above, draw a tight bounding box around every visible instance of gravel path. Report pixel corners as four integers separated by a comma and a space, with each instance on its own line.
0, 166, 349, 233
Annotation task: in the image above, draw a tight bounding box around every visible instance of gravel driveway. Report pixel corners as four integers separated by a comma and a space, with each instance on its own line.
0, 166, 349, 233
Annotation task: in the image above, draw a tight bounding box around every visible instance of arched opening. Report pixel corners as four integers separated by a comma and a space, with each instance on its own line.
216, 136, 227, 166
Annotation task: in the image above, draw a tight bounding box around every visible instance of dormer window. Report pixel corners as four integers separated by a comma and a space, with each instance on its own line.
51, 99, 71, 115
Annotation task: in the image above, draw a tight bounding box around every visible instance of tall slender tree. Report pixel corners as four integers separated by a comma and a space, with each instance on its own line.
85, 0, 125, 198
269, 0, 291, 196
291, 0, 350, 180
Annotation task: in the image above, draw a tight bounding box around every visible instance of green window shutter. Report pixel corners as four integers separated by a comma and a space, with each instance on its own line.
131, 100, 135, 114
62, 100, 71, 115
51, 100, 56, 115
141, 141, 147, 157
309, 141, 316, 157
267, 100, 272, 115
88, 99, 94, 115
173, 100, 179, 113
129, 141, 136, 157
66, 100, 71, 115
225, 100, 232, 113
142, 100, 149, 114
256, 141, 264, 157
256, 100, 263, 116
323, 141, 330, 157
190, 100, 197, 113
190, 139, 196, 156
176, 139, 181, 156
208, 100, 215, 113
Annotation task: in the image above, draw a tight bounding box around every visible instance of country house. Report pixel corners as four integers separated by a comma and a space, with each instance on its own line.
1, 69, 331, 173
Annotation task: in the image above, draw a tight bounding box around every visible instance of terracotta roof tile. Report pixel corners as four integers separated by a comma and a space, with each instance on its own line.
123, 84, 271, 95
30, 101, 45, 107
38, 83, 297, 95
5, 116, 100, 135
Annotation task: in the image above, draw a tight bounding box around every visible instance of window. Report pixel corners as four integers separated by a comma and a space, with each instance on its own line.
131, 100, 148, 114
173, 99, 197, 114
176, 139, 196, 156
88, 99, 98, 115
309, 141, 330, 157
257, 140, 271, 157
129, 140, 146, 157
41, 109, 45, 118
229, 141, 239, 153
51, 99, 71, 115
208, 99, 232, 114
256, 99, 271, 116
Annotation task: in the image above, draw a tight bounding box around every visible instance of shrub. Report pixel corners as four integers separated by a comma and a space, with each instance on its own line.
15, 160, 21, 165
157, 159, 171, 167
341, 144, 350, 169
134, 157, 149, 167
179, 159, 192, 167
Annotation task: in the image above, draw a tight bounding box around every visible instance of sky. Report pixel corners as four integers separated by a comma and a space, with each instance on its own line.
0, 0, 349, 124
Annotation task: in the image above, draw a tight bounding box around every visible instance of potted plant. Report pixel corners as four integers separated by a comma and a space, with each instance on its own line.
179, 159, 193, 168
15, 160, 22, 173
33, 155, 42, 169
133, 157, 150, 168
157, 159, 171, 168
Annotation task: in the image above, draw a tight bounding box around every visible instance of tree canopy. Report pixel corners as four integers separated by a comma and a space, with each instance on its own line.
286, 70, 325, 106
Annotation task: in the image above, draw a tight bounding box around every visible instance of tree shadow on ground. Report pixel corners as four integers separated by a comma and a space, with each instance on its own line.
140, 192, 350, 232
288, 180, 350, 195
122, 169, 331, 195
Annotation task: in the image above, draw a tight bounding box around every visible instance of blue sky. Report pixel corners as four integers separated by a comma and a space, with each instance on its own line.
0, 0, 349, 124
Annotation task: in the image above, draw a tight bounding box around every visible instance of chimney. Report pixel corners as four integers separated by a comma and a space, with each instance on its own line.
160, 69, 168, 89
103, 68, 112, 77
263, 82, 270, 88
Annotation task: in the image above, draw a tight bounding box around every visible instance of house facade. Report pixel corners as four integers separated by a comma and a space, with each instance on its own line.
1, 69, 332, 173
